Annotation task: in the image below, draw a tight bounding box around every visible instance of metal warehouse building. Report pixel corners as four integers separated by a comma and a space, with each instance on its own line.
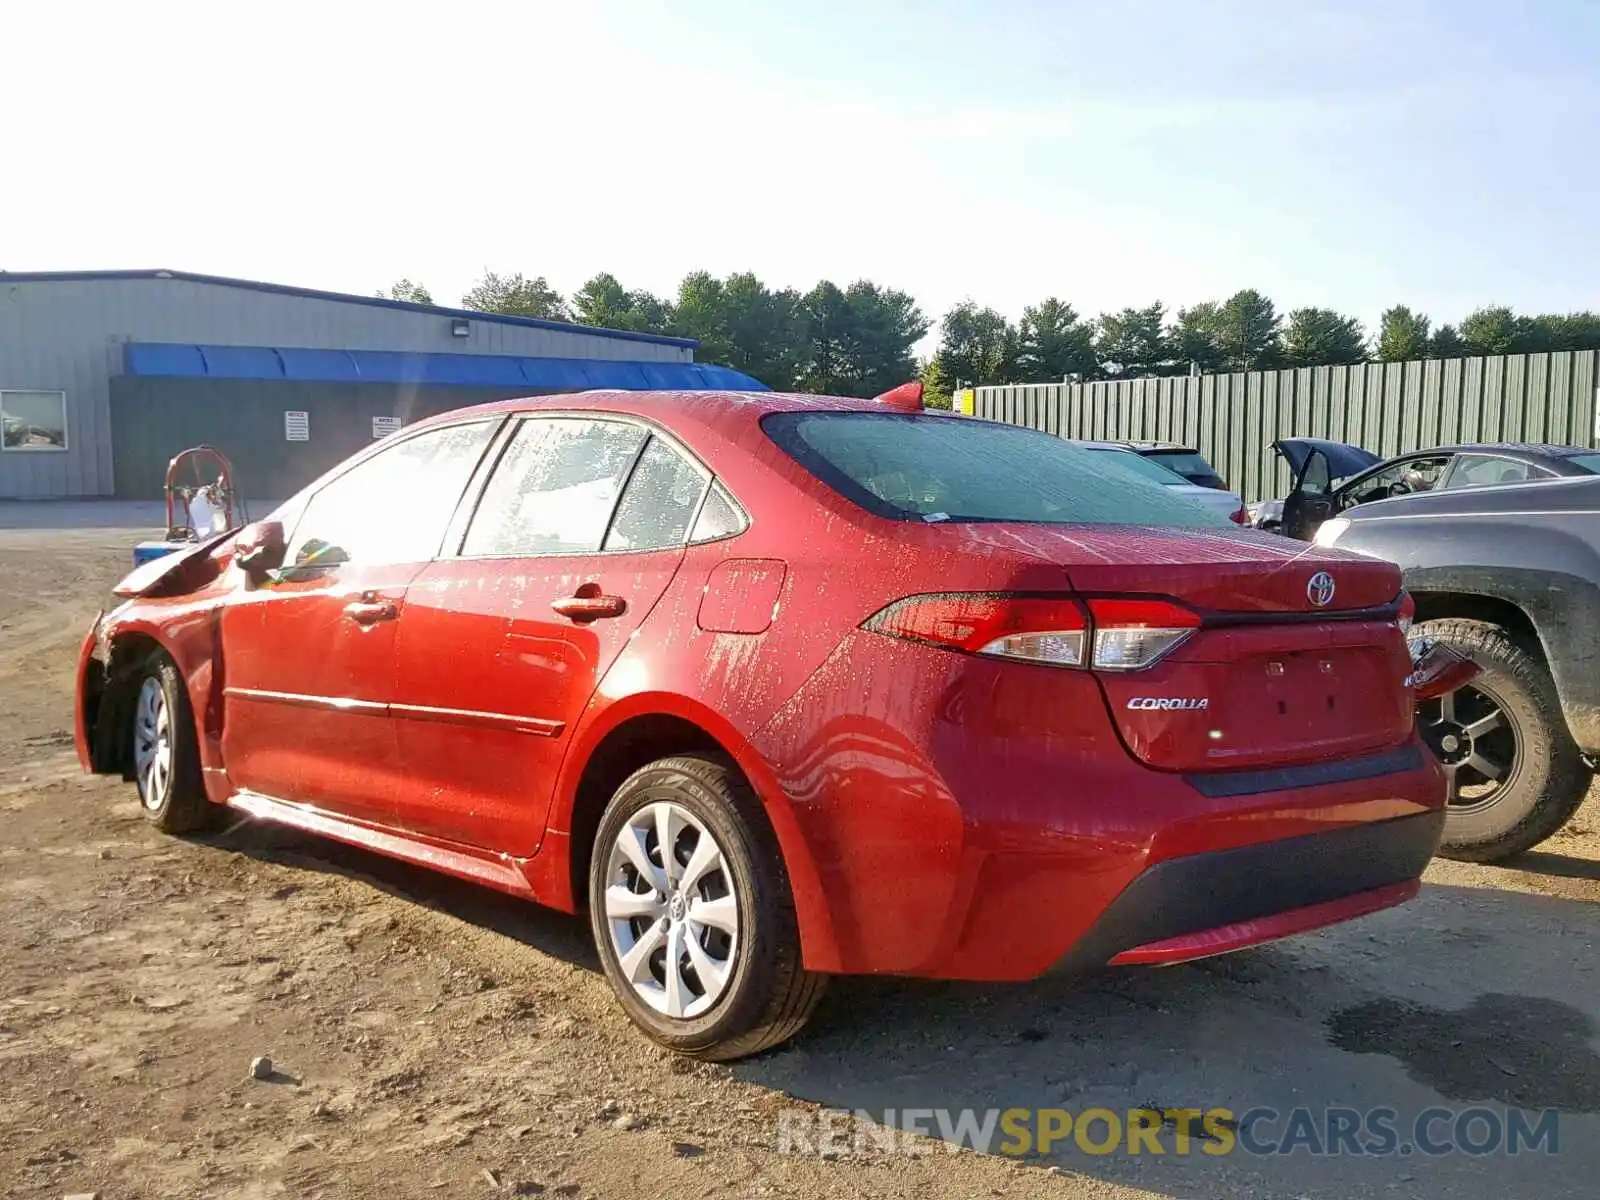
0, 269, 763, 501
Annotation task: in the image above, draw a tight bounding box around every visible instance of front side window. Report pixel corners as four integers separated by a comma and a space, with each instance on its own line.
764, 412, 1234, 527
464, 418, 647, 557
284, 420, 494, 570
1299, 451, 1333, 498
1342, 455, 1451, 507
1, 390, 68, 451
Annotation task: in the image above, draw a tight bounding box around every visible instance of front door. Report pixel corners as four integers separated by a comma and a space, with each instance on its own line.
390, 417, 715, 852
1281, 449, 1334, 541
219, 418, 498, 824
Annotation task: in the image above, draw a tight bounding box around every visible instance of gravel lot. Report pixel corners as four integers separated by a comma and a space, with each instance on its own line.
2, 501, 1598, 1199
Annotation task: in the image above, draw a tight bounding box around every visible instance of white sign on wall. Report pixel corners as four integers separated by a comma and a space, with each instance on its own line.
284, 411, 310, 441
372, 415, 403, 439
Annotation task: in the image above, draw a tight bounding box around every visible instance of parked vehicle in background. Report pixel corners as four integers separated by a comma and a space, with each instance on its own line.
1315, 473, 1600, 861
1121, 442, 1230, 490
1268, 438, 1600, 540
1073, 441, 1249, 523
76, 387, 1444, 1060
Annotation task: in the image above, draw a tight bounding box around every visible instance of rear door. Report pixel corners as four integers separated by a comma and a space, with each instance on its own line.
219, 419, 498, 823
388, 416, 717, 852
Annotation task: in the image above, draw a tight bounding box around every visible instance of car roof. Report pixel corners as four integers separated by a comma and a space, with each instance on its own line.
402, 388, 959, 440
1414, 442, 1592, 459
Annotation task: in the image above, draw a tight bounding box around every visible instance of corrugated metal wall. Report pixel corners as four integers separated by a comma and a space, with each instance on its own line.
974, 351, 1600, 503
0, 276, 695, 499
109, 378, 541, 501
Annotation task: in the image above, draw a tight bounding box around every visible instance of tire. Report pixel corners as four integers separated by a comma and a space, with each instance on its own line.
130, 654, 215, 834
1416, 619, 1592, 863
587, 754, 825, 1060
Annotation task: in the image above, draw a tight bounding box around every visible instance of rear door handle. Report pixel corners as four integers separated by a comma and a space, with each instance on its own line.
344, 594, 398, 625
551, 588, 627, 623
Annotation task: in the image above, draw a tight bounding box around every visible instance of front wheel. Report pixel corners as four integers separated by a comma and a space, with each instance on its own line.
588, 754, 825, 1060
1416, 620, 1592, 863
131, 654, 215, 834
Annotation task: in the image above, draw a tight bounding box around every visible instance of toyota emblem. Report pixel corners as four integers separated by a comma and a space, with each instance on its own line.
1307, 571, 1336, 607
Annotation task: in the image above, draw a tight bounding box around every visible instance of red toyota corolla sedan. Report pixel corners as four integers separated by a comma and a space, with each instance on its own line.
75, 386, 1445, 1059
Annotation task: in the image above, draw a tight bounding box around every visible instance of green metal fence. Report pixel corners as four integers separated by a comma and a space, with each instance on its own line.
972, 351, 1600, 503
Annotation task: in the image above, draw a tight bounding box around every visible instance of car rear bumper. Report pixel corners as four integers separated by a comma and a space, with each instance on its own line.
755, 631, 1446, 979
1051, 808, 1443, 973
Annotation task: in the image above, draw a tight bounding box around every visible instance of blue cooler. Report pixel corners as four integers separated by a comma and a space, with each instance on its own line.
133, 540, 191, 566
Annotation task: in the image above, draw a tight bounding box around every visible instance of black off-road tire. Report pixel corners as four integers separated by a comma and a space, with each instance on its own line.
588, 754, 826, 1060
1418, 619, 1591, 862
131, 654, 216, 835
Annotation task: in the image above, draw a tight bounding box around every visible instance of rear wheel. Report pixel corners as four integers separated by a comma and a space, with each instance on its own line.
588, 754, 825, 1060
1416, 619, 1591, 862
131, 655, 214, 834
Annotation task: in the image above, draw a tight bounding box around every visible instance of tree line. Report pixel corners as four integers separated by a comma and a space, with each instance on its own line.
381, 274, 1600, 408
380, 271, 925, 400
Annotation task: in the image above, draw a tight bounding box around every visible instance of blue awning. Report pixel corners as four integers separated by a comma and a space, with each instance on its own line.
121, 343, 768, 391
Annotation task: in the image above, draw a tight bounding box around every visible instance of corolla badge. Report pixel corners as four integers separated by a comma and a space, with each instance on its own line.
1307, 571, 1336, 607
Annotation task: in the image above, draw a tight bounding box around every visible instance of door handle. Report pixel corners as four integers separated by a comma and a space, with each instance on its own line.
344, 595, 398, 625
551, 587, 627, 623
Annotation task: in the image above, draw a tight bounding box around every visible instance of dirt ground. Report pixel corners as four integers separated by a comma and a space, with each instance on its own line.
3, 503, 1599, 1200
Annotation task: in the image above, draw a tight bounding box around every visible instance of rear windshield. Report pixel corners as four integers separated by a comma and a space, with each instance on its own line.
1084, 446, 1188, 485
1140, 449, 1223, 486
763, 412, 1234, 526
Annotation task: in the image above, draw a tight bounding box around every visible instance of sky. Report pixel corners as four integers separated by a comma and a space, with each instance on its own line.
5, 0, 1599, 346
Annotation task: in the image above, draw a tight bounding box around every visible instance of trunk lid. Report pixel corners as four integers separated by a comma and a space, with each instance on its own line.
933, 523, 1412, 772
1003, 525, 1401, 614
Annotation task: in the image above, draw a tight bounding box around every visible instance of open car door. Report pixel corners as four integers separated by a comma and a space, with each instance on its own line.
1280, 448, 1336, 540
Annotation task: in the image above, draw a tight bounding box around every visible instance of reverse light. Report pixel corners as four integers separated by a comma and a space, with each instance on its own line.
1085, 598, 1201, 670
863, 594, 1201, 670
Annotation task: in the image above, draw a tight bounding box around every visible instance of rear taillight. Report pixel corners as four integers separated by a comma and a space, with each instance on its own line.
862, 594, 1199, 671
1229, 503, 1250, 525
1397, 591, 1416, 637
863, 594, 1088, 666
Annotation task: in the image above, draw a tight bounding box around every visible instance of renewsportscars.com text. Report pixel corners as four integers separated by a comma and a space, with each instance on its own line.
776, 1106, 1560, 1159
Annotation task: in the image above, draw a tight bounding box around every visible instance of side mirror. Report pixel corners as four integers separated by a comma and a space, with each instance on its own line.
234, 520, 286, 577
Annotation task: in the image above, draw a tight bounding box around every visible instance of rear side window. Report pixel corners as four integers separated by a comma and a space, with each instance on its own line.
1445, 455, 1547, 488
764, 412, 1234, 527
464, 418, 646, 556
690, 482, 746, 542
604, 436, 708, 551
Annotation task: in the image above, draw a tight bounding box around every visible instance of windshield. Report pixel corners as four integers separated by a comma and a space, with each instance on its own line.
1084, 446, 1189, 485
1564, 453, 1600, 474
764, 412, 1235, 526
